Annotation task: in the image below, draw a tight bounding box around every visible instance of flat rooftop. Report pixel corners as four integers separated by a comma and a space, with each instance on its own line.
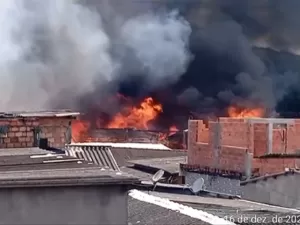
0, 150, 139, 188
128, 156, 187, 174
0, 110, 80, 118
128, 191, 300, 225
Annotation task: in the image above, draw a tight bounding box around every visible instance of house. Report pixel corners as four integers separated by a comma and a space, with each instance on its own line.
0, 110, 79, 149
241, 169, 300, 209
180, 118, 300, 196
0, 148, 139, 225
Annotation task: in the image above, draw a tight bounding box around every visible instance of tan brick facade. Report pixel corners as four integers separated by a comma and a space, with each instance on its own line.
0, 117, 73, 149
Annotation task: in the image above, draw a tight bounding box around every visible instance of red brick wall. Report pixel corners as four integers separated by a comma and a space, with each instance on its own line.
253, 123, 268, 157
187, 118, 300, 176
0, 117, 73, 149
252, 158, 300, 175
219, 121, 251, 148
196, 121, 209, 143
286, 121, 300, 152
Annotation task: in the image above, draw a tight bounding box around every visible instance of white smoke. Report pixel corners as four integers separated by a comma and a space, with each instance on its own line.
120, 10, 192, 86
0, 0, 192, 111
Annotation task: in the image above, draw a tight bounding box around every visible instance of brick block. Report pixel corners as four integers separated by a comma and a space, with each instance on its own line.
25, 121, 32, 126
26, 142, 33, 147
10, 127, 19, 132
10, 137, 18, 143
60, 131, 66, 138
15, 132, 22, 137
18, 137, 26, 142
45, 132, 53, 138
32, 121, 39, 126
7, 132, 15, 138
3, 138, 10, 143
0, 120, 9, 126
6, 143, 14, 148
14, 143, 22, 148
19, 127, 26, 132
25, 137, 32, 142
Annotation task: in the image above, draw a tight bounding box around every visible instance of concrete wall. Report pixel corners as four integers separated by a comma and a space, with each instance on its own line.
183, 171, 242, 196
0, 117, 73, 149
0, 185, 128, 225
241, 174, 300, 208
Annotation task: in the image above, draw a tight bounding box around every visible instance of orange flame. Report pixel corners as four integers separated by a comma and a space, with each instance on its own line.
228, 106, 264, 118
71, 120, 90, 142
169, 125, 179, 135
107, 97, 162, 129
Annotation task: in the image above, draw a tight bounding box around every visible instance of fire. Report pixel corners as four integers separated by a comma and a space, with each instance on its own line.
71, 120, 90, 142
107, 97, 163, 129
169, 125, 179, 136
71, 95, 181, 144
227, 106, 264, 118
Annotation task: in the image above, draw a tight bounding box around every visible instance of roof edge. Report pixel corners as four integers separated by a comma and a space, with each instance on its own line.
0, 177, 140, 188
240, 169, 300, 185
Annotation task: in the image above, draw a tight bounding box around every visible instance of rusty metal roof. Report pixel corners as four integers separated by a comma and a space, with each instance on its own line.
65, 144, 120, 171
0, 110, 80, 118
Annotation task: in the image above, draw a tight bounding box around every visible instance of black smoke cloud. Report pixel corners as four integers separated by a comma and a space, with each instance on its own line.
2, 0, 300, 129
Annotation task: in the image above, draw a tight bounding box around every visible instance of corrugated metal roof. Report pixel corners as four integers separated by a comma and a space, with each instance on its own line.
70, 142, 171, 150
0, 110, 80, 118
65, 144, 120, 171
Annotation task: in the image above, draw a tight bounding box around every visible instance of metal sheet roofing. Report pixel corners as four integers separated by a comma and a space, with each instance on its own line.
0, 110, 80, 118
65, 144, 120, 171
70, 142, 171, 150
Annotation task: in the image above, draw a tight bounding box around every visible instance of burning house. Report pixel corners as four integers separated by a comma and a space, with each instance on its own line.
72, 96, 187, 149
0, 111, 79, 149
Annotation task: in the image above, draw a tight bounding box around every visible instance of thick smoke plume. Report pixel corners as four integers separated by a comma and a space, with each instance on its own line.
1, 0, 300, 128
0, 0, 191, 111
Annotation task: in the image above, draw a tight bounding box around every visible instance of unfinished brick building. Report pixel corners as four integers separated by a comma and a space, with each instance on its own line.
0, 111, 79, 149
180, 117, 300, 196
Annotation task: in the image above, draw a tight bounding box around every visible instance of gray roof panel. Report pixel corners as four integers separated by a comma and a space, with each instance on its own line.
128, 156, 187, 174
65, 144, 120, 171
